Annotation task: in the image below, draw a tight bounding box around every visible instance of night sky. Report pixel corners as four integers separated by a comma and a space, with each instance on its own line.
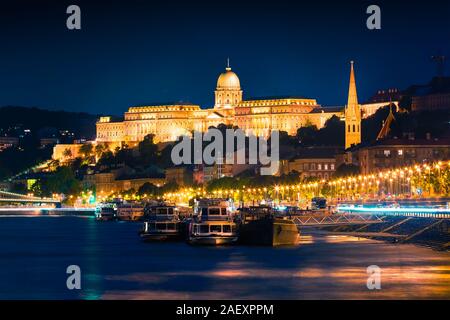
0, 0, 449, 115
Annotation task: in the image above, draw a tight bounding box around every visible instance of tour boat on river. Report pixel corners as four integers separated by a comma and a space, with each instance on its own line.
238, 206, 300, 246
140, 204, 184, 241
95, 201, 119, 221
117, 202, 144, 221
188, 199, 238, 245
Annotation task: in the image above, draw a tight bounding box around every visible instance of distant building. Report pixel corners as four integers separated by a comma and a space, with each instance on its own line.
362, 88, 400, 118
96, 62, 343, 145
117, 177, 164, 191
367, 88, 402, 103
0, 136, 19, 151
202, 166, 215, 184
194, 161, 255, 184
411, 92, 450, 112
53, 61, 393, 170
278, 147, 340, 180
83, 170, 165, 195
52, 143, 84, 162
40, 138, 59, 147
193, 165, 205, 185
346, 138, 450, 175
361, 101, 399, 118
0, 181, 12, 191
91, 172, 116, 194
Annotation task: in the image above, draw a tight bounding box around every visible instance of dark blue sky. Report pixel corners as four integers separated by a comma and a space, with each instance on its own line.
0, 0, 449, 115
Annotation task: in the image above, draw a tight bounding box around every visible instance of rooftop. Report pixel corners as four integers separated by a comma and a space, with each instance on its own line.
127, 104, 201, 113
282, 146, 342, 160
369, 138, 450, 147
309, 106, 343, 113
244, 96, 314, 101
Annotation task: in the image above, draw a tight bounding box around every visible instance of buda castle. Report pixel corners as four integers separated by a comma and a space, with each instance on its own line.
96, 61, 344, 145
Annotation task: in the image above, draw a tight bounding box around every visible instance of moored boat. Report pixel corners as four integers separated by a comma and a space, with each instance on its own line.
139, 204, 183, 241
238, 206, 299, 246
95, 202, 118, 221
188, 199, 238, 245
117, 202, 144, 221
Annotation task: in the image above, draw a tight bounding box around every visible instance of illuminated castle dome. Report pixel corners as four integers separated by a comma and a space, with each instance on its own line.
217, 65, 241, 89
214, 59, 243, 109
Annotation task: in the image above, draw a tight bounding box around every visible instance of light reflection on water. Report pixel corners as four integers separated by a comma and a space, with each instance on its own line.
0, 216, 448, 299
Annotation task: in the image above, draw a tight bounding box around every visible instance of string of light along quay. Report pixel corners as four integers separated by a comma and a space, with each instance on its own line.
99, 160, 450, 202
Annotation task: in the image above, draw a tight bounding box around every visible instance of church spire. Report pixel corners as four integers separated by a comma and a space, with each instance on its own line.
347, 61, 359, 109
345, 61, 362, 149
226, 57, 231, 71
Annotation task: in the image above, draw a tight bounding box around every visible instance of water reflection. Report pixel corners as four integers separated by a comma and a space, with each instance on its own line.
99, 232, 450, 299
0, 217, 448, 299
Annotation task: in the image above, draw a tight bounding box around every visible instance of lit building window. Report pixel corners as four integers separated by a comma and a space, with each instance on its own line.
398, 149, 403, 156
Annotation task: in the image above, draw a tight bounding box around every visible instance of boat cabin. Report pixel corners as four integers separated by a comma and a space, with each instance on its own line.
195, 198, 233, 221
144, 220, 179, 233
191, 221, 237, 236
239, 205, 273, 222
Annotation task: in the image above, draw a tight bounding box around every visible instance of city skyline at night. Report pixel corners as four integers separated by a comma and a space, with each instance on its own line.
0, 0, 449, 306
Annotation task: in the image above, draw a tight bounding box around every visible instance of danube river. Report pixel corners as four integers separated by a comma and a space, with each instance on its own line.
0, 215, 449, 299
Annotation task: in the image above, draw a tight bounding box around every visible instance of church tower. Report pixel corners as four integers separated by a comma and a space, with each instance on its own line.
345, 61, 361, 149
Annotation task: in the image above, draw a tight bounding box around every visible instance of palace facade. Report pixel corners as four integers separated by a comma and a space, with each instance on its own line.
96, 63, 343, 145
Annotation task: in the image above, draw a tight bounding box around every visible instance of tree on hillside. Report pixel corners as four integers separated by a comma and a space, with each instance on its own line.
95, 143, 108, 159
115, 147, 134, 165
138, 182, 159, 196
156, 144, 174, 168
79, 143, 93, 159
296, 125, 318, 146
63, 148, 72, 159
206, 177, 239, 192
138, 134, 158, 164
333, 163, 360, 178
159, 181, 179, 195
97, 150, 115, 167
32, 166, 81, 198
362, 106, 391, 142
317, 115, 344, 146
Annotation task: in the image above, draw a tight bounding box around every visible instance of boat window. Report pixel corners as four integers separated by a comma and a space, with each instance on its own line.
222, 225, 231, 233
200, 224, 209, 233
167, 208, 174, 215
231, 225, 236, 233
167, 223, 176, 230
210, 225, 222, 233
156, 223, 166, 230
201, 208, 209, 216
209, 208, 221, 215
220, 208, 228, 215
155, 208, 166, 215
